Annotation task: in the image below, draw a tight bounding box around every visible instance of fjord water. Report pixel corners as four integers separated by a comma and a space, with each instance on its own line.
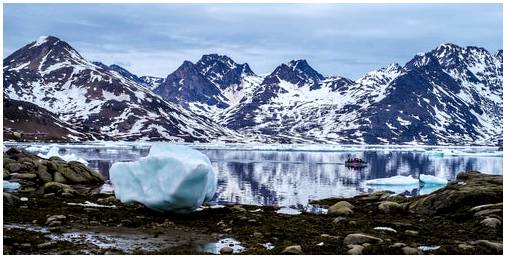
6, 143, 502, 209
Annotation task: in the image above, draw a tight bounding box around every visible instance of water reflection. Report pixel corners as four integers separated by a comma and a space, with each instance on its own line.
7, 143, 502, 207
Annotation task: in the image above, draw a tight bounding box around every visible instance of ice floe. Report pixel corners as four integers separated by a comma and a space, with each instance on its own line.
3, 181, 21, 190
37, 146, 89, 165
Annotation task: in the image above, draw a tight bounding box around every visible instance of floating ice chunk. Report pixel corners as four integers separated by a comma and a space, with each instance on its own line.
419, 174, 448, 185
3, 181, 21, 190
366, 175, 419, 185
25, 145, 51, 153
37, 146, 88, 165
109, 143, 217, 213
418, 245, 440, 251
419, 184, 446, 195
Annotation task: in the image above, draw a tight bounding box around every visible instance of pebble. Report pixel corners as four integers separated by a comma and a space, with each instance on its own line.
389, 243, 406, 248
347, 244, 364, 255
219, 246, 234, 254
20, 197, 28, 202
402, 246, 419, 255
405, 230, 419, 236
332, 216, 347, 224
343, 233, 383, 245
282, 245, 303, 255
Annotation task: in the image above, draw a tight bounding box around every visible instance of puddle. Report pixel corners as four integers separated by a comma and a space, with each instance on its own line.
4, 223, 178, 253
195, 238, 245, 254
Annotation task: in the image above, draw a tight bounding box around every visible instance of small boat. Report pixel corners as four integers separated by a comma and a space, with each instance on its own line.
344, 157, 367, 168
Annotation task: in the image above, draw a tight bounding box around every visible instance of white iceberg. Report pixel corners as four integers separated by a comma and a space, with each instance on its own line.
366, 175, 419, 185
3, 180, 21, 190
37, 146, 88, 165
25, 145, 52, 153
109, 143, 217, 213
419, 174, 448, 185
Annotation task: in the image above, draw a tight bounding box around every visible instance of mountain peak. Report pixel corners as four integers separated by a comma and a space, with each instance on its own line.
262, 59, 324, 87
195, 54, 255, 89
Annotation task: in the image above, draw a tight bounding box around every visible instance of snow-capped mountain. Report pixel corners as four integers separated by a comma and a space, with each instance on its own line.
3, 36, 241, 142
154, 54, 263, 119
3, 36, 502, 145
219, 45, 502, 145
139, 75, 164, 90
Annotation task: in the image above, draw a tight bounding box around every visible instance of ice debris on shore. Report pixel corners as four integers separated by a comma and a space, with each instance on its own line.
37, 146, 89, 165
110, 143, 217, 213
419, 174, 448, 185
3, 181, 21, 190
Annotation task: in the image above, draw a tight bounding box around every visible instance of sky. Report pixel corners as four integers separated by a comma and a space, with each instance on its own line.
3, 3, 503, 79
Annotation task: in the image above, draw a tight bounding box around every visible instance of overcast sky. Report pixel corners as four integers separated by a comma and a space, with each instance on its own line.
3, 3, 503, 79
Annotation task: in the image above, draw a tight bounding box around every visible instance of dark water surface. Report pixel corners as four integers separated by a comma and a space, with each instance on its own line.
6, 142, 502, 208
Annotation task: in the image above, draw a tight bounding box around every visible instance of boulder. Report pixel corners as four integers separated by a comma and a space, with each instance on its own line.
328, 201, 354, 216
35, 165, 52, 183
408, 172, 502, 215
282, 245, 303, 254
10, 173, 37, 180
6, 163, 22, 173
43, 182, 77, 195
470, 203, 502, 212
378, 201, 402, 213
53, 172, 68, 184
343, 234, 383, 245
404, 230, 419, 236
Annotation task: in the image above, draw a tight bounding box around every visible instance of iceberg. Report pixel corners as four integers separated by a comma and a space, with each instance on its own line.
419, 174, 448, 185
37, 146, 89, 165
3, 180, 21, 190
109, 143, 217, 213
366, 175, 419, 185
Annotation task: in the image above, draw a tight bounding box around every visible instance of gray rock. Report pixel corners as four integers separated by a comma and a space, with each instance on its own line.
328, 207, 353, 216
53, 172, 68, 184
6, 163, 22, 173
343, 234, 383, 245
402, 246, 420, 255
282, 245, 303, 254
378, 201, 402, 213
10, 173, 37, 180
231, 205, 247, 212
469, 203, 502, 212
458, 243, 475, 251
219, 246, 234, 254
46, 215, 66, 225
474, 209, 502, 217
389, 243, 407, 248
347, 245, 364, 255
480, 217, 502, 229
470, 240, 503, 254
332, 216, 348, 224
408, 172, 502, 215
404, 230, 419, 236
37, 241, 57, 249
3, 192, 20, 206
36, 165, 52, 182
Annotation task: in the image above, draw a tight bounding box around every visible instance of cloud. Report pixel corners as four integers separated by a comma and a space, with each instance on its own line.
3, 3, 502, 79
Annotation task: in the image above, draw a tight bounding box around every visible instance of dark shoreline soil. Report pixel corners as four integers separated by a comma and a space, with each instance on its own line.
3, 171, 503, 255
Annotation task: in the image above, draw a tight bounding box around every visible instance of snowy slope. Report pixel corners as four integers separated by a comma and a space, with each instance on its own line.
3, 36, 242, 142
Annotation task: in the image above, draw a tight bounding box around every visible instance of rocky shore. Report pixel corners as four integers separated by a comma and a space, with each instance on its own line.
3, 149, 503, 255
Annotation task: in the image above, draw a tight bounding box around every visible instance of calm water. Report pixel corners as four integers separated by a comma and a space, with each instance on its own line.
6, 142, 503, 209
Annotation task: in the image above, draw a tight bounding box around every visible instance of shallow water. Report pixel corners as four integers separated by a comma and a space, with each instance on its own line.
5, 142, 502, 208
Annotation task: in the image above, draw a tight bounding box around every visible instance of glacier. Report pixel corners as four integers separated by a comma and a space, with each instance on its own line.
109, 143, 217, 213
